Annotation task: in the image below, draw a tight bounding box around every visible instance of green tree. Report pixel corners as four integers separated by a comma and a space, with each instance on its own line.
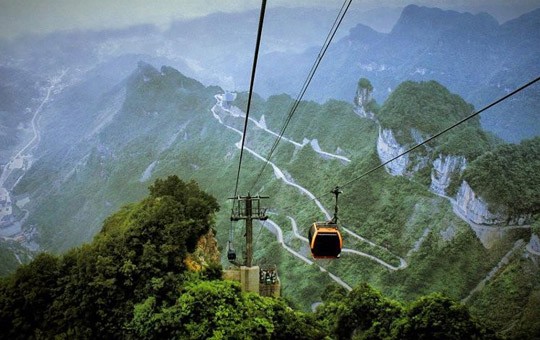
0, 176, 221, 339
336, 283, 403, 339
129, 279, 325, 339
464, 137, 540, 216
392, 293, 495, 339
316, 283, 403, 340
0, 253, 59, 339
358, 78, 374, 92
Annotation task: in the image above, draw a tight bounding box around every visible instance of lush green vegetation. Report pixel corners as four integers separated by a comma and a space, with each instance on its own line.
377, 80, 494, 159
129, 279, 325, 339
315, 284, 495, 339
358, 78, 374, 92
225, 80, 538, 339
468, 250, 540, 338
0, 176, 220, 338
4, 65, 537, 338
463, 137, 540, 216
0, 176, 497, 339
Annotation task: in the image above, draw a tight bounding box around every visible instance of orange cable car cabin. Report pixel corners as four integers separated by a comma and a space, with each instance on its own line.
308, 186, 344, 259
308, 222, 343, 259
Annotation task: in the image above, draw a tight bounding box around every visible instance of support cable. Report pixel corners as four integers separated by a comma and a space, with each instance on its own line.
317, 75, 540, 199
249, 0, 353, 193
233, 0, 267, 198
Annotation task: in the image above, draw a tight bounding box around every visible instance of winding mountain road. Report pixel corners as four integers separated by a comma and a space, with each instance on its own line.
0, 70, 67, 243
1, 70, 67, 189
217, 95, 351, 163
211, 94, 411, 291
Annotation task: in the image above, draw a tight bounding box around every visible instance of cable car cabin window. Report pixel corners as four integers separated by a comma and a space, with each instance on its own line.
309, 223, 342, 259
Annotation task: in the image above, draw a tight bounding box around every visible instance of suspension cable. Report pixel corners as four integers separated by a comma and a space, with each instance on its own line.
249, 0, 353, 193
317, 75, 540, 199
233, 0, 267, 198
229, 0, 266, 249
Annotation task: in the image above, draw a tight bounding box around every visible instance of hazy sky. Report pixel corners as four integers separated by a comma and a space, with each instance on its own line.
1, 0, 539, 39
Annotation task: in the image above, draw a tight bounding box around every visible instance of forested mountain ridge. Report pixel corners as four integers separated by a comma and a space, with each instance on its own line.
1, 5, 538, 145
11, 62, 224, 251
358, 78, 539, 229
463, 138, 540, 217
375, 80, 494, 158
0, 3, 538, 336
0, 63, 538, 339
0, 176, 497, 339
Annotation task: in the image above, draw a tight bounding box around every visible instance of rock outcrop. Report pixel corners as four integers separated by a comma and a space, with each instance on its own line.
455, 181, 506, 225
529, 234, 540, 254
354, 79, 376, 120
430, 155, 466, 195
184, 229, 220, 272
377, 128, 409, 176
528, 234, 540, 255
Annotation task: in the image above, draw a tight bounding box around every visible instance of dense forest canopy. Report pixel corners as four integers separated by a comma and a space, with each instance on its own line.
0, 176, 495, 339
377, 80, 495, 159
463, 137, 540, 215
0, 176, 220, 338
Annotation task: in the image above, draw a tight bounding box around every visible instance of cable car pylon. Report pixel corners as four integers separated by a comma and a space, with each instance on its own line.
229, 193, 268, 267
224, 193, 280, 297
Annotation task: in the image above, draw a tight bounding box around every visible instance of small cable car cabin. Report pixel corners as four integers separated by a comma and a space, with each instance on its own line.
308, 222, 342, 258
308, 186, 344, 259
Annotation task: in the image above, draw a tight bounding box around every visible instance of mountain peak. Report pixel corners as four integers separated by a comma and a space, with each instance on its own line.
501, 7, 540, 33
348, 23, 384, 42
136, 61, 160, 77
391, 5, 499, 37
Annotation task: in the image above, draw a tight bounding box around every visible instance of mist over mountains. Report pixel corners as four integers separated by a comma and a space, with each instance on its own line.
1, 5, 538, 146
0, 4, 539, 338
257, 5, 540, 142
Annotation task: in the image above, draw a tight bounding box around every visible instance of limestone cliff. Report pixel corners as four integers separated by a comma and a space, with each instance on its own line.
455, 181, 506, 225
376, 127, 409, 176
430, 155, 467, 195
455, 181, 533, 226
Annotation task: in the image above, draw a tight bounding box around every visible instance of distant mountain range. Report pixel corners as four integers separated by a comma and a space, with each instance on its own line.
0, 50, 538, 339
0, 7, 539, 337
1, 5, 537, 150
255, 5, 540, 142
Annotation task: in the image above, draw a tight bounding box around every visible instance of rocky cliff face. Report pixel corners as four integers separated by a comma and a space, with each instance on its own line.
430, 155, 467, 195
375, 127, 433, 177
455, 181, 506, 225
354, 86, 376, 120
455, 181, 533, 226
184, 229, 220, 272
374, 127, 529, 229
376, 128, 409, 176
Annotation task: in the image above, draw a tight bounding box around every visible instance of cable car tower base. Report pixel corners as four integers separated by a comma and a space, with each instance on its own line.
223, 193, 280, 297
